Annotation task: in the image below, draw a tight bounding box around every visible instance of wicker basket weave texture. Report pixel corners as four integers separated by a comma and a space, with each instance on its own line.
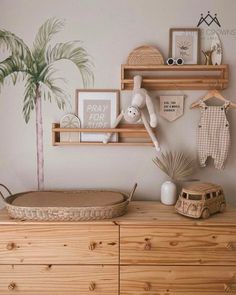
0, 183, 137, 221
127, 45, 164, 65
5, 200, 128, 221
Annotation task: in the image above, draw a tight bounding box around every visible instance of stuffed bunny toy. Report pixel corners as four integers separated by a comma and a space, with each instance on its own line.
103, 75, 160, 151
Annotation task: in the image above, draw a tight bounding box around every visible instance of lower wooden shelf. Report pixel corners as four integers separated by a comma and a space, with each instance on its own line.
52, 123, 154, 147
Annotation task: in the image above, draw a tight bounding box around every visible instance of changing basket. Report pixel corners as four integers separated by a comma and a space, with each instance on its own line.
0, 183, 137, 221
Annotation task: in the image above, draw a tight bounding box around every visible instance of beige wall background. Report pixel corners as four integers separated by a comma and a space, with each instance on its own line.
0, 0, 235, 207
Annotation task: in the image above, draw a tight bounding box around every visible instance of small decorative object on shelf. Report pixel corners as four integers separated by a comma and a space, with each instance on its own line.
166, 57, 184, 65
169, 28, 200, 64
153, 151, 196, 205
211, 31, 222, 65
60, 114, 81, 142
175, 183, 226, 219
202, 49, 214, 65
127, 45, 164, 65
103, 75, 160, 151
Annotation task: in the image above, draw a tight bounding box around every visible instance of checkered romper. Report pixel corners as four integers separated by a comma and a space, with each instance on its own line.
197, 100, 230, 169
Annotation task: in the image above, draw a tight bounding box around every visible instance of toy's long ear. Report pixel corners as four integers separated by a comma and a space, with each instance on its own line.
133, 75, 142, 90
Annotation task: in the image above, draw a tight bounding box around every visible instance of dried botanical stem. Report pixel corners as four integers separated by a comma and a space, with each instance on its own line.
153, 151, 196, 181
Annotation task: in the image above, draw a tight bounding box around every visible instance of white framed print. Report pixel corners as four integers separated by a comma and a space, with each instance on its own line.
76, 89, 119, 142
169, 28, 200, 64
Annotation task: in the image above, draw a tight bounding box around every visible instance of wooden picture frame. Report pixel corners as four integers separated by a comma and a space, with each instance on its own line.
169, 28, 201, 64
75, 89, 119, 142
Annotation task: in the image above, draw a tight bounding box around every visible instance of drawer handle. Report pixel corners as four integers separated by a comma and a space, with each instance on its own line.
144, 240, 151, 251
144, 282, 151, 291
89, 282, 96, 291
89, 242, 96, 251
6, 242, 15, 251
8, 282, 16, 291
224, 283, 232, 293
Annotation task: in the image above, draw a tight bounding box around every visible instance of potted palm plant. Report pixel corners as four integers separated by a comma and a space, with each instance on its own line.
153, 151, 196, 205
0, 18, 93, 190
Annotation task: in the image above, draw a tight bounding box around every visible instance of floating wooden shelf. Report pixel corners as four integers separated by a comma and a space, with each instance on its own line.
121, 64, 229, 90
52, 123, 154, 146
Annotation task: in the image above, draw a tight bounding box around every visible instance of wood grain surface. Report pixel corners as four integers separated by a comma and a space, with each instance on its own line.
0, 265, 118, 294
0, 201, 236, 294
121, 64, 229, 90
120, 226, 236, 265
0, 225, 118, 264
120, 265, 236, 294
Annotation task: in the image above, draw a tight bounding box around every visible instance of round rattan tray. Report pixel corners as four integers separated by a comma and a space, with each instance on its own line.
0, 184, 137, 221
127, 45, 164, 65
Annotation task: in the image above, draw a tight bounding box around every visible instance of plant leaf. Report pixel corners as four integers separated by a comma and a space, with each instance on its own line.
22, 76, 37, 123
153, 151, 196, 181
46, 41, 94, 87
0, 56, 29, 89
32, 18, 65, 69
0, 29, 33, 68
39, 67, 70, 110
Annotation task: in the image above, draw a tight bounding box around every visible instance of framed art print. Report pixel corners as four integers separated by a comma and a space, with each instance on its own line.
76, 89, 119, 142
169, 28, 200, 64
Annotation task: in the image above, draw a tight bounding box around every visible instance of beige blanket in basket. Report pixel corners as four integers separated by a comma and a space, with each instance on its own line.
12, 191, 124, 207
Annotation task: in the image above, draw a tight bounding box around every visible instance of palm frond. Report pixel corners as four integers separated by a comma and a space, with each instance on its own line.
39, 68, 70, 110
0, 18, 94, 123
32, 18, 65, 67
22, 76, 37, 123
46, 41, 94, 87
0, 56, 30, 89
153, 151, 196, 181
0, 30, 33, 67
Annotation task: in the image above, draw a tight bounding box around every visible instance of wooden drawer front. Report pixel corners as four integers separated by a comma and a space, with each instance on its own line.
0, 225, 118, 264
0, 265, 118, 294
120, 226, 236, 265
120, 266, 236, 294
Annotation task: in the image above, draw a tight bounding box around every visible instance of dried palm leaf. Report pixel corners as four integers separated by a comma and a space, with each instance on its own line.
153, 151, 196, 181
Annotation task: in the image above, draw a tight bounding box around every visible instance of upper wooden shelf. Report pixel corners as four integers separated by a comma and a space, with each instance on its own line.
121, 64, 229, 90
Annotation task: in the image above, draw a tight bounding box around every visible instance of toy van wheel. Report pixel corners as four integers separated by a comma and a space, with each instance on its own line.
201, 208, 210, 219
219, 202, 226, 213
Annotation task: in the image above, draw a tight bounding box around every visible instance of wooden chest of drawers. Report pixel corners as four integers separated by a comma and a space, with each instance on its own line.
0, 201, 236, 294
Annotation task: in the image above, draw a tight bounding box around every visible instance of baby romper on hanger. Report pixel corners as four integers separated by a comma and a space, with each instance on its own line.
197, 100, 230, 169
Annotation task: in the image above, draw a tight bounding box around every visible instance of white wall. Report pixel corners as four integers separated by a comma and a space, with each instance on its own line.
0, 0, 235, 206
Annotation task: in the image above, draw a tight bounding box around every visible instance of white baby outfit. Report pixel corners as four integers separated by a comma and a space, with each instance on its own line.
197, 100, 230, 169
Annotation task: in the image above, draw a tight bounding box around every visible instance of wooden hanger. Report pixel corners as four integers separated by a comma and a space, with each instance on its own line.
190, 89, 236, 109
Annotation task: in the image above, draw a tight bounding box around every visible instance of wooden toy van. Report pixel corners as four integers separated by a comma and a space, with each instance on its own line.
175, 183, 226, 219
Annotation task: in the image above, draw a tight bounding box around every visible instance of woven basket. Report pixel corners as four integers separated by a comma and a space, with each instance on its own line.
0, 184, 137, 221
127, 45, 164, 65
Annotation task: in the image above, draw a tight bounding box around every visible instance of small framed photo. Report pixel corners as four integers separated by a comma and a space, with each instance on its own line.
76, 89, 119, 142
169, 28, 200, 64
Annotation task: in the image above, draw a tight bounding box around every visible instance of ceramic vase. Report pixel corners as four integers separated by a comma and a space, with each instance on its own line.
161, 180, 177, 205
